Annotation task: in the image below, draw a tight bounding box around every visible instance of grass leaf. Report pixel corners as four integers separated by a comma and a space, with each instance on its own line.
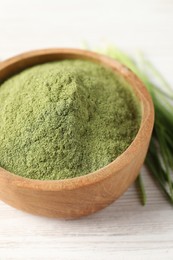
98, 46, 173, 205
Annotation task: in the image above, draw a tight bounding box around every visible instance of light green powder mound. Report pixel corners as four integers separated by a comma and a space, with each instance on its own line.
0, 60, 140, 180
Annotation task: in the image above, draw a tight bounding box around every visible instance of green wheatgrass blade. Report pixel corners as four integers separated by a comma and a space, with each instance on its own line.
156, 128, 173, 197
145, 152, 173, 204
136, 174, 147, 206
97, 46, 173, 205
138, 52, 173, 98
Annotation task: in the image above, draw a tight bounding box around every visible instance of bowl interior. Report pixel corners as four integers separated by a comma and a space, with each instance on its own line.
0, 48, 154, 190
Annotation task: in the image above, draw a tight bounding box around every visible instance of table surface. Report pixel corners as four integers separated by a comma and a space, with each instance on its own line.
0, 0, 173, 259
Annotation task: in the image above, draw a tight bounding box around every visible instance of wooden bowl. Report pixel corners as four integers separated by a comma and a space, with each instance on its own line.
0, 49, 154, 219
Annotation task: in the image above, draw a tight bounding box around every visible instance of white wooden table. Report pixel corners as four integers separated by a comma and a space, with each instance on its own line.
0, 0, 173, 259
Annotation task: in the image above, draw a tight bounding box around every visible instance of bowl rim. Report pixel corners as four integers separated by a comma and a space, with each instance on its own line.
0, 48, 154, 191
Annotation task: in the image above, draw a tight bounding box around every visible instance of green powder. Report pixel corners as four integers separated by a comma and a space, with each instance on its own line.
0, 59, 141, 180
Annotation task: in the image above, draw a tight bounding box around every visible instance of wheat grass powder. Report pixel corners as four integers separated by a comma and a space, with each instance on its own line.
0, 59, 141, 180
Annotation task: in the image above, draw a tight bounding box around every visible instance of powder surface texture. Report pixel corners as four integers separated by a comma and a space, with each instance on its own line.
0, 60, 140, 180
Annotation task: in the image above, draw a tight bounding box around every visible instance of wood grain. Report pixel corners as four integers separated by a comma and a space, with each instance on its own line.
0, 168, 173, 260
0, 0, 173, 258
0, 49, 154, 219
